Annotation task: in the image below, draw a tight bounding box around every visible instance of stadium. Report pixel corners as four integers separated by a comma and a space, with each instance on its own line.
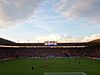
0, 0, 100, 75
0, 38, 100, 75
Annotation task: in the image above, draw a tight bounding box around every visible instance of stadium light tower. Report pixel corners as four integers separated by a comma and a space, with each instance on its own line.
17, 40, 20, 43
27, 40, 30, 43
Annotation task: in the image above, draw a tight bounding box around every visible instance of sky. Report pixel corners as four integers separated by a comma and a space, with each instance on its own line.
0, 0, 100, 43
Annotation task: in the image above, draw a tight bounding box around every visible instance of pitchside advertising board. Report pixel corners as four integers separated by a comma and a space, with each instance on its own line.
44, 41, 57, 46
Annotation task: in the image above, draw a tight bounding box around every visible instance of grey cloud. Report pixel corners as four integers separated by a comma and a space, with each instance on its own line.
55, 0, 100, 22
0, 0, 43, 27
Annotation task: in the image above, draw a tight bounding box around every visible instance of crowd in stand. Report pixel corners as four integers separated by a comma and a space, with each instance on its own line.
0, 47, 100, 60
0, 48, 16, 59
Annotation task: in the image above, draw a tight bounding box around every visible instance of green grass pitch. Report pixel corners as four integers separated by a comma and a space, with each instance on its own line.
0, 58, 100, 75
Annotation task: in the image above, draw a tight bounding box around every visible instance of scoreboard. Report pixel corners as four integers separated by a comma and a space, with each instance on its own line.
44, 41, 57, 46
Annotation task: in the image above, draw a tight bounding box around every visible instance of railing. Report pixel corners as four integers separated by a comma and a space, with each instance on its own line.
0, 45, 86, 48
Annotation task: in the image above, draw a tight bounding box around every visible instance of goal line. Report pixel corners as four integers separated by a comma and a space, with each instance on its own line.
44, 72, 87, 75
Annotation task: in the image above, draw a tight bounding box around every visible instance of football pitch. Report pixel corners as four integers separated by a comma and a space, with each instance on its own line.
0, 58, 100, 75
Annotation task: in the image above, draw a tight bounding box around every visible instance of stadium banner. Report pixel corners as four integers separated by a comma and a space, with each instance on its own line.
44, 41, 57, 46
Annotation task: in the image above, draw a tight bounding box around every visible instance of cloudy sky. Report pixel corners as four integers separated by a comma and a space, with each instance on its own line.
0, 0, 100, 43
